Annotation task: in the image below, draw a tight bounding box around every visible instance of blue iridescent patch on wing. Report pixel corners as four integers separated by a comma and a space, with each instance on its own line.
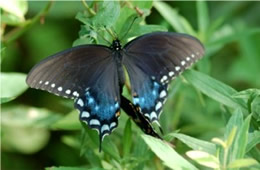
133, 78, 168, 122
74, 88, 120, 141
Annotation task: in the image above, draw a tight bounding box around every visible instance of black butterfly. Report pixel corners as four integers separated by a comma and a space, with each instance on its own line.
26, 32, 204, 149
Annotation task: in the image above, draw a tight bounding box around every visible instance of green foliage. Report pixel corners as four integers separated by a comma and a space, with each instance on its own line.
1, 72, 28, 103
1, 1, 260, 170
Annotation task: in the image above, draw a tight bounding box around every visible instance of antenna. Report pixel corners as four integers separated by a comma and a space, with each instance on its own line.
104, 26, 117, 40
120, 16, 138, 41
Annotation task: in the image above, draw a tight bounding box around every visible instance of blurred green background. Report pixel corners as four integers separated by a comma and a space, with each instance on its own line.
1, 1, 260, 170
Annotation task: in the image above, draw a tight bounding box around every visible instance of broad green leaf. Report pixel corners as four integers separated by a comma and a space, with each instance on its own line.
186, 150, 219, 169
196, 1, 209, 42
183, 70, 247, 111
0, 0, 28, 21
246, 131, 260, 152
92, 1, 120, 27
142, 135, 198, 170
51, 110, 81, 130
1, 72, 28, 104
228, 158, 258, 169
123, 119, 132, 156
1, 105, 59, 154
154, 1, 196, 36
169, 133, 216, 155
2, 125, 50, 154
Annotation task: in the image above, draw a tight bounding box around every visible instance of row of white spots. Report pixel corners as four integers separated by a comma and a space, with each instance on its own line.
38, 80, 80, 97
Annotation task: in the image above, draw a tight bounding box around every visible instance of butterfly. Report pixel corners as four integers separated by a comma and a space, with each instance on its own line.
26, 31, 204, 150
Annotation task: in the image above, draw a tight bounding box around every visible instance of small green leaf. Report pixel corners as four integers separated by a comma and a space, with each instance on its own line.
186, 150, 219, 169
142, 135, 198, 170
226, 126, 237, 148
51, 110, 81, 130
1, 72, 28, 104
169, 133, 216, 155
227, 158, 258, 169
183, 70, 247, 111
123, 119, 132, 156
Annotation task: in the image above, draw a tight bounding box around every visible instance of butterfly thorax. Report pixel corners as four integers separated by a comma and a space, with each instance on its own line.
111, 39, 125, 89
111, 39, 121, 51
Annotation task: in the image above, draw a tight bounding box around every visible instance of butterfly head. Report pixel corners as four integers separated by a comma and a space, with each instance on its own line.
111, 39, 121, 51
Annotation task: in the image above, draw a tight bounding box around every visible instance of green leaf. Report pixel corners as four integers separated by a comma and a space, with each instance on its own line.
196, 1, 209, 42
1, 72, 28, 104
154, 1, 196, 36
92, 1, 120, 27
247, 131, 260, 152
142, 135, 198, 170
183, 70, 247, 111
123, 119, 132, 156
232, 115, 251, 159
1, 105, 61, 128
51, 110, 81, 130
169, 133, 216, 155
228, 158, 258, 169
1, 105, 60, 154
0, 0, 28, 21
186, 150, 219, 169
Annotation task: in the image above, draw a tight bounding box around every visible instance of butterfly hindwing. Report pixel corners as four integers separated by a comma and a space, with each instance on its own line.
123, 32, 204, 123
26, 45, 121, 141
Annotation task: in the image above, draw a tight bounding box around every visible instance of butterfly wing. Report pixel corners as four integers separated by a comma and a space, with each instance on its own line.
123, 32, 204, 123
26, 45, 121, 141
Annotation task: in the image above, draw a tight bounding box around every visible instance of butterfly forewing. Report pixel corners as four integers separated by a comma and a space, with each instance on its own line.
123, 32, 204, 123
26, 45, 121, 141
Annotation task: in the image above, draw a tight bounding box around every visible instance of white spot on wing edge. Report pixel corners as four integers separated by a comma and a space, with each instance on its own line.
186, 57, 191, 61
58, 87, 63, 91
191, 54, 195, 58
160, 90, 167, 98
81, 111, 89, 118
51, 83, 55, 88
150, 111, 157, 120
101, 124, 110, 133
39, 80, 43, 84
181, 61, 186, 66
65, 89, 71, 94
73, 91, 79, 97
169, 71, 174, 77
77, 98, 84, 107
155, 102, 162, 111
89, 119, 100, 126
175, 66, 181, 71
110, 122, 116, 129
45, 81, 49, 85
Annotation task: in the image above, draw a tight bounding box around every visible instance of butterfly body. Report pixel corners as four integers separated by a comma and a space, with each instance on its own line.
26, 32, 204, 148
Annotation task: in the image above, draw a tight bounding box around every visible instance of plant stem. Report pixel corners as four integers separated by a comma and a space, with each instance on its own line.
81, 0, 96, 16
